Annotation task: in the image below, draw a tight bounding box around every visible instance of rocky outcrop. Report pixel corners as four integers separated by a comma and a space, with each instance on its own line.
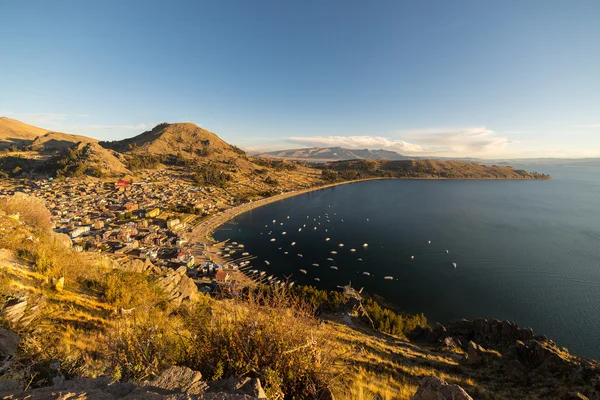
0, 328, 19, 373
121, 258, 199, 306
1, 294, 46, 328
466, 341, 500, 365
411, 376, 472, 400
2, 366, 266, 399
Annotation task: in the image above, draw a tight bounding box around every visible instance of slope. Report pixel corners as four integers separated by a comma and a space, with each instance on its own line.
257, 146, 411, 161
0, 117, 54, 148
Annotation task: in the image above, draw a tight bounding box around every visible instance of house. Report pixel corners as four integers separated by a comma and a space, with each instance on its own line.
215, 268, 230, 283
145, 207, 161, 218
115, 179, 130, 187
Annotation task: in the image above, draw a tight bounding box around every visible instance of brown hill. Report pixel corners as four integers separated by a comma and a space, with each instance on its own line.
31, 131, 98, 152
100, 122, 239, 158
257, 146, 411, 161
0, 117, 54, 148
45, 141, 130, 177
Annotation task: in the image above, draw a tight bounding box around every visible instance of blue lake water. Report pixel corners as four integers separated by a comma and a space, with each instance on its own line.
214, 166, 600, 360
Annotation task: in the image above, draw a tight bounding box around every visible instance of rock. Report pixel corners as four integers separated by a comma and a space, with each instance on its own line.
0, 328, 20, 360
506, 359, 529, 384
148, 366, 206, 394
409, 326, 431, 341
206, 377, 266, 399
54, 277, 65, 292
0, 379, 21, 394
52, 233, 72, 249
508, 339, 576, 373
2, 297, 28, 325
426, 323, 447, 344
411, 376, 472, 400
467, 341, 501, 365
444, 337, 460, 349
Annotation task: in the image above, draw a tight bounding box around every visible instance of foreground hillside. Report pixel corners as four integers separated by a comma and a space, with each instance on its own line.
1, 194, 598, 399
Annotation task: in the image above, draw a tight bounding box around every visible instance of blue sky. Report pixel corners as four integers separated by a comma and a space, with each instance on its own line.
1, 0, 599, 158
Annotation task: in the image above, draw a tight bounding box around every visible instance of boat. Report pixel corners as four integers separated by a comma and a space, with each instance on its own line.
367, 218, 369, 221
331, 251, 337, 254
313, 227, 317, 230
452, 263, 457, 268
260, 271, 266, 276
446, 250, 449, 254
242, 252, 249, 256
238, 244, 244, 248
327, 258, 334, 261
312, 263, 319, 267
297, 254, 303, 257
330, 266, 338, 270
358, 258, 363, 261
287, 216, 290, 219
338, 243, 344, 247
265, 225, 268, 228
291, 242, 296, 246
267, 275, 274, 281
232, 242, 238, 245
272, 220, 276, 223
350, 249, 356, 252
363, 243, 368, 247
270, 238, 276, 242
284, 251, 289, 254
303, 224, 306, 227
325, 238, 330, 241
314, 278, 320, 282
300, 269, 307, 274
264, 260, 270, 265
428, 240, 431, 244
280, 223, 284, 225
298, 228, 302, 232
289, 282, 295, 287
363, 272, 370, 276
282, 232, 287, 235
384, 276, 393, 280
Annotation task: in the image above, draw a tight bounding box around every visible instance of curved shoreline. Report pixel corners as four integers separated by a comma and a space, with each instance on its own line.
189, 178, 391, 243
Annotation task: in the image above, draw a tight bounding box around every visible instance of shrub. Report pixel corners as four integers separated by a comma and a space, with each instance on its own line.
103, 270, 165, 310
0, 193, 52, 232
362, 298, 427, 337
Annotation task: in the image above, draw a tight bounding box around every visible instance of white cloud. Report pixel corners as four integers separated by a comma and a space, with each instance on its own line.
287, 135, 423, 153
403, 126, 512, 155
1, 111, 69, 127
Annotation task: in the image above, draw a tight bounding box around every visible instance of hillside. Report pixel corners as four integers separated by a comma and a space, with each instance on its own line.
0, 117, 55, 148
31, 131, 98, 152
0, 194, 598, 399
100, 122, 239, 158
320, 159, 552, 181
43, 141, 130, 178
256, 146, 411, 161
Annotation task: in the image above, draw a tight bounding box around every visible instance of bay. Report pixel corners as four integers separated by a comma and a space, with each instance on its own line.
214, 166, 600, 359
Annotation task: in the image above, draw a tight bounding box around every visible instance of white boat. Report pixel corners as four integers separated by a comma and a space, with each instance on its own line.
363, 243, 368, 247
350, 249, 356, 252
242, 252, 249, 256
238, 244, 244, 248
272, 220, 276, 223
428, 240, 431, 244
384, 276, 393, 280
282, 232, 287, 235
325, 238, 330, 241
312, 263, 319, 267
452, 263, 457, 268
327, 258, 334, 261
367, 218, 369, 221
260, 271, 266, 276
291, 242, 296, 246
284, 251, 289, 254
270, 238, 276, 242
264, 260, 270, 265
265, 225, 268, 228
297, 254, 303, 258
330, 266, 338, 270
280, 223, 284, 225
411, 256, 415, 260
313, 227, 317, 230
232, 242, 238, 245
267, 275, 274, 281
358, 258, 363, 261
314, 278, 320, 282
363, 272, 370, 276
298, 228, 302, 232
300, 269, 307, 274
446, 250, 449, 254
338, 243, 344, 247
287, 216, 290, 219
331, 251, 337, 254
303, 224, 306, 227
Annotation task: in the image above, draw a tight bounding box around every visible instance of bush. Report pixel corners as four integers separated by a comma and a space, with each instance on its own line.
0, 193, 53, 232
103, 270, 165, 310
362, 298, 427, 337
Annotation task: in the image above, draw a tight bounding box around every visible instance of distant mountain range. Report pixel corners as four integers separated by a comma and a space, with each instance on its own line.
254, 146, 412, 161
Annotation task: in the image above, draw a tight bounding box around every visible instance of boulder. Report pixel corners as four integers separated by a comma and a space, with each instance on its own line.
409, 326, 431, 341
426, 323, 447, 344
0, 328, 20, 360
467, 341, 501, 365
2, 297, 28, 325
206, 377, 267, 399
147, 366, 206, 394
411, 376, 472, 400
506, 359, 529, 384
0, 379, 21, 394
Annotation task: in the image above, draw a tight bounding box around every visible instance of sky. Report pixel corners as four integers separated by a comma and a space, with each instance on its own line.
1, 0, 599, 159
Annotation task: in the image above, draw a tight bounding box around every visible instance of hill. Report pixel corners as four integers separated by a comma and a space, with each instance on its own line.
43, 141, 130, 178
100, 122, 241, 159
30, 131, 98, 152
320, 159, 552, 181
256, 146, 411, 161
0, 117, 55, 148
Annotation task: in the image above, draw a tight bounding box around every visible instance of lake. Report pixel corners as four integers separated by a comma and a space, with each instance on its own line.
214, 166, 600, 360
